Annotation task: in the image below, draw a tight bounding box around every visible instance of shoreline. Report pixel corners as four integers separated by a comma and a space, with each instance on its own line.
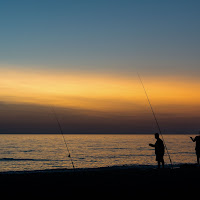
0, 163, 187, 174
0, 162, 196, 173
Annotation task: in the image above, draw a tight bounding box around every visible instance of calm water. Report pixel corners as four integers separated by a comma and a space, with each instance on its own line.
0, 134, 197, 172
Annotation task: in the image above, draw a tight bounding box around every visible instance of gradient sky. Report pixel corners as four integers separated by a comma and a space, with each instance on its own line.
0, 0, 199, 133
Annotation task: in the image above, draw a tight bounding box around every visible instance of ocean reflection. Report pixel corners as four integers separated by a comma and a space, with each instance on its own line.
0, 134, 197, 172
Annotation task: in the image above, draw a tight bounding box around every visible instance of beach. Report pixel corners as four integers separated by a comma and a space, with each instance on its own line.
0, 164, 199, 197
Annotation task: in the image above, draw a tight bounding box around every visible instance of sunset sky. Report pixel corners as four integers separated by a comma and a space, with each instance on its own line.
0, 0, 199, 133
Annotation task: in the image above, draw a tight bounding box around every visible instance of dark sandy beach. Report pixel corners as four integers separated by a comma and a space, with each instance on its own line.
0, 164, 199, 197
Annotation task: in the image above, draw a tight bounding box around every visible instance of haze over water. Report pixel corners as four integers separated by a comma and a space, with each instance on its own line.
0, 134, 197, 172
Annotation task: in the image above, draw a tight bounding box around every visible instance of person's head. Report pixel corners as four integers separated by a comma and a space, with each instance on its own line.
155, 133, 159, 139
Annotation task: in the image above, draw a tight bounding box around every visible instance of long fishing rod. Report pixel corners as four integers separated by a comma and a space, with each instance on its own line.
51, 106, 75, 169
137, 73, 173, 169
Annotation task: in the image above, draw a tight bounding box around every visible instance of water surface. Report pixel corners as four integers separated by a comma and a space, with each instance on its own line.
0, 134, 197, 172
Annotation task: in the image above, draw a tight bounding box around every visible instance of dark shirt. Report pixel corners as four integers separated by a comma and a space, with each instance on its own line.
155, 138, 165, 155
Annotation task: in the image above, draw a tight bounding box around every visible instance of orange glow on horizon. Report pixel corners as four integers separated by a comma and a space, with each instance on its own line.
0, 68, 199, 115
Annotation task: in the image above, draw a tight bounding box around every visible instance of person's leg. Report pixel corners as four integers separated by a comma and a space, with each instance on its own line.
197, 155, 200, 165
162, 160, 164, 168
157, 161, 160, 169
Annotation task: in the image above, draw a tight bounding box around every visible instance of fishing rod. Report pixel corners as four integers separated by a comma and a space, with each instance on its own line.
137, 73, 173, 169
51, 106, 75, 169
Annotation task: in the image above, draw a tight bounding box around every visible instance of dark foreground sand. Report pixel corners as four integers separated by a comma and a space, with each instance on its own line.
0, 164, 199, 197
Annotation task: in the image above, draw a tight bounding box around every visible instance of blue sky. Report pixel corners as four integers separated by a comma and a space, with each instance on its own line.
0, 0, 199, 76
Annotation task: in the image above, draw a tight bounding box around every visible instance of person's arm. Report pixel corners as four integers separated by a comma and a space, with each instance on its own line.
149, 143, 155, 147
190, 137, 195, 142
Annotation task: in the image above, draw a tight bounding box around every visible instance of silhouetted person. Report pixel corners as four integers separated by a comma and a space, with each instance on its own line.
190, 134, 200, 165
149, 133, 165, 169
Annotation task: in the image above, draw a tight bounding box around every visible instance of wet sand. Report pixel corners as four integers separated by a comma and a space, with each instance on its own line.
0, 164, 199, 197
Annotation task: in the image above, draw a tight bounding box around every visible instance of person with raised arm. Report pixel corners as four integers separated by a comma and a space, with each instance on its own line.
190, 133, 200, 165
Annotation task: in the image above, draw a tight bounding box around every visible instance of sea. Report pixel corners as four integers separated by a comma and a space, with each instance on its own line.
0, 134, 197, 172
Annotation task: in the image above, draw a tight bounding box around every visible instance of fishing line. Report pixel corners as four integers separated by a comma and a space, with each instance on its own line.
137, 73, 173, 169
51, 106, 75, 169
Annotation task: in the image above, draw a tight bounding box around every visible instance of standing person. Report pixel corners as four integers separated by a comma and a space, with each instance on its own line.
190, 133, 200, 165
149, 133, 165, 169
